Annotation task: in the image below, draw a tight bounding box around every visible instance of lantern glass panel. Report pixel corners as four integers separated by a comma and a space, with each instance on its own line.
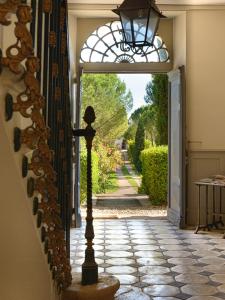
146, 9, 159, 45
120, 12, 133, 44
133, 16, 148, 44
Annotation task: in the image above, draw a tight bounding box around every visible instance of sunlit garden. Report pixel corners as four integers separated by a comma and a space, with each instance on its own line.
80, 73, 168, 207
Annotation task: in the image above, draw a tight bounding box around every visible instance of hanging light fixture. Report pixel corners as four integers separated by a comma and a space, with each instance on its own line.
112, 0, 166, 48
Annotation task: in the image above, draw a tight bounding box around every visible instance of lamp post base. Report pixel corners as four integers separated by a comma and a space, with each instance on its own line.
82, 264, 98, 285
62, 275, 120, 300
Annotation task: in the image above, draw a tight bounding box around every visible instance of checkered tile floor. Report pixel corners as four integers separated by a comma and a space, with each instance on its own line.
70, 219, 225, 299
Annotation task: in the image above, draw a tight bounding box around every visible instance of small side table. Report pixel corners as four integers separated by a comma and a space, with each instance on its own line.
194, 180, 225, 237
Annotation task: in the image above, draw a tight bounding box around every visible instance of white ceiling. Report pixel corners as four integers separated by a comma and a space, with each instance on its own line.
68, 0, 225, 18
69, 0, 225, 4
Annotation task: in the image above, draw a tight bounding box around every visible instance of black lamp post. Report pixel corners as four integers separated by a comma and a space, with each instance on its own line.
113, 0, 165, 48
73, 106, 98, 286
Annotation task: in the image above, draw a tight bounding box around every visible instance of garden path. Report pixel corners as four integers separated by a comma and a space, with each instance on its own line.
81, 150, 167, 219
97, 164, 138, 199
121, 149, 142, 188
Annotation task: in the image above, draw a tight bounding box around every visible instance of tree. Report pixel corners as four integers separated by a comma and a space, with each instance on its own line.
124, 122, 137, 141
134, 119, 145, 172
81, 74, 133, 145
130, 106, 146, 122
144, 74, 168, 145
141, 105, 157, 146
80, 74, 133, 198
124, 105, 157, 146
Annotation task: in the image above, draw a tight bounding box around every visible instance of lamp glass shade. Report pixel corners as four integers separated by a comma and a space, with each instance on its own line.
113, 0, 165, 47
146, 9, 160, 45
120, 12, 133, 44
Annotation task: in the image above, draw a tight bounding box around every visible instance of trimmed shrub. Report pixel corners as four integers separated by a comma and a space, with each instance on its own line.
144, 139, 151, 149
128, 139, 152, 165
80, 150, 99, 204
141, 146, 168, 205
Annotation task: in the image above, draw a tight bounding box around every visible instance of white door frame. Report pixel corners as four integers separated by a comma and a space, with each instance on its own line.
73, 63, 186, 228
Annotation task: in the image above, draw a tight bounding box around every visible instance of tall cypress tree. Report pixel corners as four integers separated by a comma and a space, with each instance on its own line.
144, 74, 168, 145
134, 119, 145, 172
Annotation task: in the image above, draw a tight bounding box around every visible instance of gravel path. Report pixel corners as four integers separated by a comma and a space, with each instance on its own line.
81, 206, 167, 219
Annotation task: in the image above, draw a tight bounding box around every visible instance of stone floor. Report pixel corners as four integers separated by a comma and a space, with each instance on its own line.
70, 219, 225, 299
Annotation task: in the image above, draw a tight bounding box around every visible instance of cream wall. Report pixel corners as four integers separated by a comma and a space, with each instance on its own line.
186, 10, 225, 151
1, 15, 20, 53
173, 10, 225, 225
173, 12, 187, 69
0, 68, 59, 300
0, 23, 59, 300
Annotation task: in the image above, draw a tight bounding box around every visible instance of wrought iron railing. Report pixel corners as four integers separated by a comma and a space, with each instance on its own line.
28, 0, 73, 259
0, 0, 72, 291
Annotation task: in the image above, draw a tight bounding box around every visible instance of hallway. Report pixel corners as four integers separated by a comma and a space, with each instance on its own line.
71, 219, 225, 299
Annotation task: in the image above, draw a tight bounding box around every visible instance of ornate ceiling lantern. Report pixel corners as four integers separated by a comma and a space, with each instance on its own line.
112, 0, 166, 48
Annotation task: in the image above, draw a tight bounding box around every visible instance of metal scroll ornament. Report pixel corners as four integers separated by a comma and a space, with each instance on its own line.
73, 106, 98, 285
0, 0, 21, 26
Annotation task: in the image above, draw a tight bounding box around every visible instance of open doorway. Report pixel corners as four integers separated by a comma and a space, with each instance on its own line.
78, 73, 169, 221
73, 68, 186, 229
73, 19, 186, 228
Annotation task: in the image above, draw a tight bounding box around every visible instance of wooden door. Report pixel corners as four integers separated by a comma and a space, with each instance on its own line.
168, 66, 187, 228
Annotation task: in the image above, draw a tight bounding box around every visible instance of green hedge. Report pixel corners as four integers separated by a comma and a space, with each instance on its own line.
80, 151, 99, 204
141, 146, 168, 205
144, 139, 151, 149
128, 139, 152, 165
127, 140, 135, 163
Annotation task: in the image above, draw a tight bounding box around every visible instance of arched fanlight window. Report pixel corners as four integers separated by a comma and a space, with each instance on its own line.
80, 21, 169, 64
